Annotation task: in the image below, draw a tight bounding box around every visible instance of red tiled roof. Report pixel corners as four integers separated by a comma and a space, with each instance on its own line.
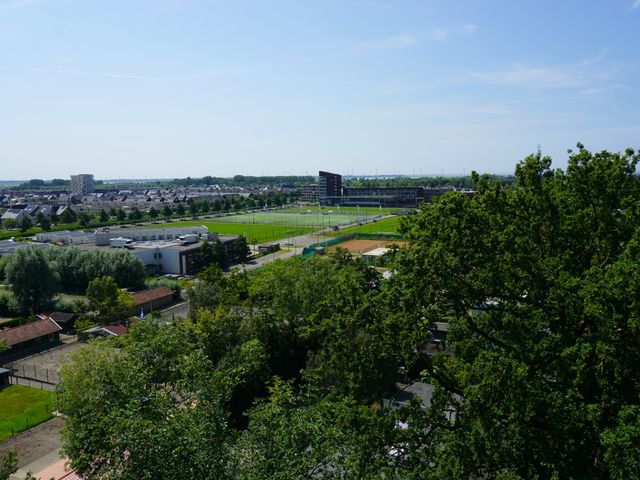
0, 319, 62, 346
132, 286, 174, 306
103, 323, 129, 336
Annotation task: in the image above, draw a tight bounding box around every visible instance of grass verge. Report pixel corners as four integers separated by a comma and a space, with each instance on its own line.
0, 385, 57, 441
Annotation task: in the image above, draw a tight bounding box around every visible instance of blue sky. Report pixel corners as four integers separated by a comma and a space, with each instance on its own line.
1, 0, 639, 179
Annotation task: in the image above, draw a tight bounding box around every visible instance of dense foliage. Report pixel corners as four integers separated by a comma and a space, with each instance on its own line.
59, 147, 640, 479
86, 276, 135, 324
168, 175, 314, 188
45, 247, 145, 291
343, 174, 514, 189
5, 246, 59, 314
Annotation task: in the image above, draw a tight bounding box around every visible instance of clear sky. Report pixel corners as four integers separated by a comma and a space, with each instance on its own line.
1, 0, 639, 180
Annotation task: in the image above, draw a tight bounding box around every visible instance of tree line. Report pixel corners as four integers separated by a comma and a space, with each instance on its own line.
343, 174, 515, 189
0, 246, 145, 315
167, 175, 315, 187
55, 146, 640, 479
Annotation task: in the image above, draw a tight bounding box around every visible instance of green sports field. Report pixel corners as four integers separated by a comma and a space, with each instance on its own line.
331, 216, 402, 236
0, 385, 57, 441
208, 207, 390, 229
280, 206, 399, 215
154, 221, 313, 244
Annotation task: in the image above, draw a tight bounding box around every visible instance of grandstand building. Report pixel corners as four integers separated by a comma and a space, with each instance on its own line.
314, 171, 463, 207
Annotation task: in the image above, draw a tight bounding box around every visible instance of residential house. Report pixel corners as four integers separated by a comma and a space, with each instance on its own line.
1, 208, 26, 223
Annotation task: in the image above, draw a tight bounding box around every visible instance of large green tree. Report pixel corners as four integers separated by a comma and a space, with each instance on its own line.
5, 246, 59, 314
387, 146, 640, 479
86, 276, 135, 323
59, 337, 231, 480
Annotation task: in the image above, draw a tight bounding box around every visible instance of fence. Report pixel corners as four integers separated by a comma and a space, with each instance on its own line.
302, 235, 354, 256
7, 363, 60, 385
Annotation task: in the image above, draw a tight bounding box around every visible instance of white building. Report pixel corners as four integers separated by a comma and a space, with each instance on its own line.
360, 247, 391, 264
70, 174, 95, 196
94, 225, 211, 246
36, 230, 95, 245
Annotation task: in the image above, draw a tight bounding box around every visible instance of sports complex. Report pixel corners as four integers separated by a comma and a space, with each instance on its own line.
157, 205, 403, 244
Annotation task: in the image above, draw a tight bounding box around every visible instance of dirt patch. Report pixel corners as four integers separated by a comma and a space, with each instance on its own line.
4, 342, 85, 385
0, 417, 64, 468
327, 238, 406, 254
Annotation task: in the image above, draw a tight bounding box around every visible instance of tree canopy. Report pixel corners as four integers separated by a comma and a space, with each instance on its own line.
5, 246, 59, 314
58, 146, 640, 479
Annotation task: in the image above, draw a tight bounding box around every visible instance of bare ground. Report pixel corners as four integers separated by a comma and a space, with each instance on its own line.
327, 238, 406, 254
4, 342, 85, 385
0, 417, 64, 468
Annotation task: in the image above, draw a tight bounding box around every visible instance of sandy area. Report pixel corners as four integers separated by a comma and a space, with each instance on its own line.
327, 238, 405, 254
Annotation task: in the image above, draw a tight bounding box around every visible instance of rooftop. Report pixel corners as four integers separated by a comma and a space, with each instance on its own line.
0, 319, 62, 346
132, 286, 174, 306
361, 247, 390, 257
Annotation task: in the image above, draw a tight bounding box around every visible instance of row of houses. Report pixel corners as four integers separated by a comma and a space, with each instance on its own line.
0, 183, 285, 219
1, 204, 71, 223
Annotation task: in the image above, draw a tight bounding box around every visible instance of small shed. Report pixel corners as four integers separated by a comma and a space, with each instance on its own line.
82, 318, 137, 340
132, 286, 175, 316
0, 319, 62, 358
258, 243, 280, 254
360, 247, 390, 265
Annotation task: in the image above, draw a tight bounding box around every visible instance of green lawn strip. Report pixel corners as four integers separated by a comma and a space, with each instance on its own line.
333, 216, 402, 236
149, 221, 313, 244
0, 385, 57, 441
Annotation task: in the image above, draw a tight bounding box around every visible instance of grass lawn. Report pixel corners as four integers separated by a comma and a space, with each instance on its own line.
151, 221, 314, 244
165, 207, 395, 230
332, 216, 403, 236
0, 385, 57, 441
281, 206, 399, 215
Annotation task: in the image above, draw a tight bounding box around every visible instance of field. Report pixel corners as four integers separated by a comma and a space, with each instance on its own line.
281, 206, 399, 215
332, 216, 402, 236
0, 385, 56, 441
153, 221, 314, 244
326, 238, 406, 254
158, 207, 396, 244
199, 207, 391, 228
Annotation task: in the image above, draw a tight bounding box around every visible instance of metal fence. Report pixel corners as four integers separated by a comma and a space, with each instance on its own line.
7, 363, 60, 385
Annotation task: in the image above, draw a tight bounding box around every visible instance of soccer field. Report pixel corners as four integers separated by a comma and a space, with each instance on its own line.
208, 206, 390, 229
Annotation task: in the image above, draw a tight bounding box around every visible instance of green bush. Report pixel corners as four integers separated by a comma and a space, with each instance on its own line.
145, 277, 181, 300
54, 298, 86, 314
0, 290, 18, 317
